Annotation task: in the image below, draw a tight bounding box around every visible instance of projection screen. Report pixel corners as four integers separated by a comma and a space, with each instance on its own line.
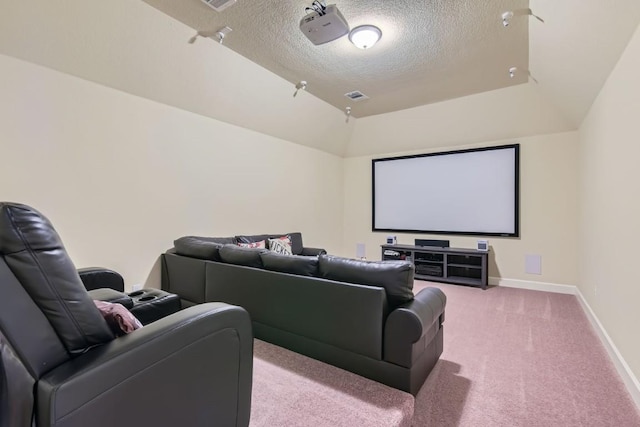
372, 144, 519, 237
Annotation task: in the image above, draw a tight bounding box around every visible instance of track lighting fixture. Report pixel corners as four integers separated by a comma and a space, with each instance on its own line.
215, 26, 233, 44
187, 26, 233, 45
501, 8, 544, 27
501, 11, 514, 27
293, 81, 307, 97
508, 67, 538, 84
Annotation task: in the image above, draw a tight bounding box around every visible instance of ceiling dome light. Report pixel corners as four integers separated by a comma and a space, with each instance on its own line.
349, 25, 382, 49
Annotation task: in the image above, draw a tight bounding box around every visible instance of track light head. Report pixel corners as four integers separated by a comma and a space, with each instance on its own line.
502, 11, 514, 27
293, 80, 308, 97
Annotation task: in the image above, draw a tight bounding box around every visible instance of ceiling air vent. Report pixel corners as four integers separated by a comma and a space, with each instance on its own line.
344, 90, 369, 101
201, 0, 237, 12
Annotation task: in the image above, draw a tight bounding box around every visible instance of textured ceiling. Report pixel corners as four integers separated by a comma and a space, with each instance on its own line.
143, 0, 530, 118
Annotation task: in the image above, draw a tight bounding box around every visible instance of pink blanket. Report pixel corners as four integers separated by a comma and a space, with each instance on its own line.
93, 300, 143, 336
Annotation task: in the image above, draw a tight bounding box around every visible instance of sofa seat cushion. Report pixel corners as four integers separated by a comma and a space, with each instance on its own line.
318, 255, 415, 307
219, 244, 268, 268
236, 233, 304, 255
260, 252, 318, 277
174, 236, 229, 261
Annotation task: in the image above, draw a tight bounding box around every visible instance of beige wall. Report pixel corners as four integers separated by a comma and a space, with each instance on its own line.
343, 132, 579, 286
0, 54, 344, 289
579, 23, 640, 380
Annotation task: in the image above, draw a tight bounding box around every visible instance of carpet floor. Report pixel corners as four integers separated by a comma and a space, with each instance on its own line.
249, 282, 640, 427
250, 340, 414, 427
412, 281, 640, 427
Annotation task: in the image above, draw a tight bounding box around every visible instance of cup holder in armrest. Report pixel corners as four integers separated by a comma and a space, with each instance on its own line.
127, 288, 181, 325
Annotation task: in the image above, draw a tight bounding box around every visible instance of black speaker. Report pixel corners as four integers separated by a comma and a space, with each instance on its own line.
415, 239, 450, 248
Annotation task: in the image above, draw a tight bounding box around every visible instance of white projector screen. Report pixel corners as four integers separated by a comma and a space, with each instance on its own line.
372, 144, 519, 237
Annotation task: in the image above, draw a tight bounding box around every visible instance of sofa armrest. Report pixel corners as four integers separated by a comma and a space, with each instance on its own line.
383, 287, 446, 367
300, 247, 327, 256
37, 303, 253, 427
77, 267, 125, 292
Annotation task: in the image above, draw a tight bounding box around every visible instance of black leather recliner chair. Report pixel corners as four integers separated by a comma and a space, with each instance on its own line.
0, 202, 253, 427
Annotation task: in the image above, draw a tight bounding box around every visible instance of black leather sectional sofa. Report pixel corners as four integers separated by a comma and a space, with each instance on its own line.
162, 234, 447, 395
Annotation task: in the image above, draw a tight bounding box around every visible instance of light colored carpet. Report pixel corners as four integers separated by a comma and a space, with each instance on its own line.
413, 281, 640, 427
248, 283, 640, 426
250, 340, 414, 427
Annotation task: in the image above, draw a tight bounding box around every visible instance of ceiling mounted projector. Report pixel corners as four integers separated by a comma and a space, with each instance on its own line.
300, 4, 349, 45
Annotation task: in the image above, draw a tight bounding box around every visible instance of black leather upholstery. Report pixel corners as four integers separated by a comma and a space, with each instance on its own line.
219, 244, 267, 268
259, 252, 319, 276
204, 261, 386, 361
384, 287, 446, 367
174, 234, 325, 258
300, 247, 327, 256
78, 267, 125, 292
318, 255, 415, 307
0, 203, 113, 354
87, 288, 134, 309
163, 248, 446, 395
174, 236, 225, 261
128, 288, 181, 325
0, 202, 254, 427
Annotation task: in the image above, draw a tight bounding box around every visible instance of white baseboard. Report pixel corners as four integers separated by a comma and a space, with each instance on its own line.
574, 288, 640, 409
490, 276, 640, 409
489, 277, 576, 294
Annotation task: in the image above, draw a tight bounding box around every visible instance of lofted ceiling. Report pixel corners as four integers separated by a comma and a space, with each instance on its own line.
144, 0, 531, 118
1, 0, 640, 156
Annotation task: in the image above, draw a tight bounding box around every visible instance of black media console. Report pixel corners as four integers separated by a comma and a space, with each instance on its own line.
381, 244, 489, 289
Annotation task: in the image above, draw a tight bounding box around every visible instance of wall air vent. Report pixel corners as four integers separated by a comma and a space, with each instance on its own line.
344, 90, 369, 101
201, 0, 237, 12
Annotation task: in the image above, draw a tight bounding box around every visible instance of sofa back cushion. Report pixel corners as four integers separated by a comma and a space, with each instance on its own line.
219, 244, 267, 268
236, 232, 304, 255
174, 236, 230, 261
318, 255, 414, 307
260, 252, 318, 277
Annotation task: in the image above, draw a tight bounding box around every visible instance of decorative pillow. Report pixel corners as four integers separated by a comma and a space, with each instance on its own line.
268, 236, 293, 255
237, 233, 304, 254
237, 240, 266, 249
93, 300, 142, 337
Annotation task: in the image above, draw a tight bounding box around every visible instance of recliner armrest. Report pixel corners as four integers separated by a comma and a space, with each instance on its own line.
383, 287, 446, 367
37, 303, 253, 427
77, 267, 125, 292
87, 288, 134, 309
300, 247, 327, 256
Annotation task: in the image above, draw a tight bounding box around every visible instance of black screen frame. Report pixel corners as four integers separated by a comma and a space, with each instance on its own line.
371, 144, 520, 237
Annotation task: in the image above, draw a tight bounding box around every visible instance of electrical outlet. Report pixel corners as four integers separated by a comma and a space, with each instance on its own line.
132, 283, 143, 292
356, 243, 366, 259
